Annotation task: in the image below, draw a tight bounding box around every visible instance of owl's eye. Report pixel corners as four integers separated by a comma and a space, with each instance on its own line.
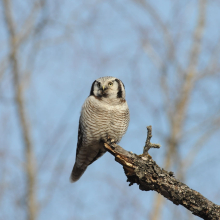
108, 82, 113, 86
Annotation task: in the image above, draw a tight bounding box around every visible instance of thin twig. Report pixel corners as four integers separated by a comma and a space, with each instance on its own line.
143, 125, 160, 155
103, 125, 220, 220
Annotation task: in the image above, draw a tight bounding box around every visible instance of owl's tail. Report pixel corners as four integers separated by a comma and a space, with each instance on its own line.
69, 164, 87, 183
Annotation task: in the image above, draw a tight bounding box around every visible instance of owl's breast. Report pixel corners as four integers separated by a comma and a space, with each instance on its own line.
108, 102, 129, 142
81, 96, 129, 144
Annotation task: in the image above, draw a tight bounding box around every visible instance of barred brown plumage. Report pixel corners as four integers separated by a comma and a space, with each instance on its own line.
70, 76, 130, 182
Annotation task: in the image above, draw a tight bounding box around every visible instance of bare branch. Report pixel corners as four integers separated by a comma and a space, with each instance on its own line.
104, 127, 220, 220
17, 0, 46, 44
143, 126, 160, 155
134, 0, 174, 52
2, 0, 38, 219
150, 1, 208, 218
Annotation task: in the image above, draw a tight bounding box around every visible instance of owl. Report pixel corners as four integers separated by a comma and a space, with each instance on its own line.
70, 76, 130, 182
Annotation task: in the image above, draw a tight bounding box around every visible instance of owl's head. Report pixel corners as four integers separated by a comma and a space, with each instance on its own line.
90, 76, 126, 99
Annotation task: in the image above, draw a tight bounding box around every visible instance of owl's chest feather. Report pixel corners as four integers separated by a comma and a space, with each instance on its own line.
82, 96, 129, 141
90, 96, 126, 120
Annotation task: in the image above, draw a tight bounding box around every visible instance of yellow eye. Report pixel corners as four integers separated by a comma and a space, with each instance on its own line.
108, 82, 113, 86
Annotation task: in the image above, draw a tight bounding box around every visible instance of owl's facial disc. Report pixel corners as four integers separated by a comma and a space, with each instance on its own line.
98, 83, 108, 97
90, 77, 125, 99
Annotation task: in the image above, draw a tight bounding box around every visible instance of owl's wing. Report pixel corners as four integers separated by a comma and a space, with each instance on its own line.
76, 118, 83, 158
88, 147, 106, 165
69, 118, 86, 183
77, 116, 105, 165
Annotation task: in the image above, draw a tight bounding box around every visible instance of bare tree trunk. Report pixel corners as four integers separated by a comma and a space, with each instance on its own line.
150, 1, 207, 219
2, 0, 37, 219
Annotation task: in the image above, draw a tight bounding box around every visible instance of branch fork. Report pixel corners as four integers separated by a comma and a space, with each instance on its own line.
143, 125, 161, 156
103, 125, 220, 220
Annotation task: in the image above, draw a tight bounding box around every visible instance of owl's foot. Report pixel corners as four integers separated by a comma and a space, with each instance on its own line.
106, 137, 117, 149
143, 126, 160, 156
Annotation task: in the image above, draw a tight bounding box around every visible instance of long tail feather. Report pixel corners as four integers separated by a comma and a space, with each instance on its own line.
69, 164, 87, 183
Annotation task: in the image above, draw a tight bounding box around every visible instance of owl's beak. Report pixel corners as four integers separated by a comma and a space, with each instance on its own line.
102, 85, 105, 90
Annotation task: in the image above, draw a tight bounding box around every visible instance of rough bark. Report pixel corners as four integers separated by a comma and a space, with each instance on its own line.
104, 127, 220, 220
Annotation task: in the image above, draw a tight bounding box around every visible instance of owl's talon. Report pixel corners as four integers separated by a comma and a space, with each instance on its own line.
110, 139, 115, 143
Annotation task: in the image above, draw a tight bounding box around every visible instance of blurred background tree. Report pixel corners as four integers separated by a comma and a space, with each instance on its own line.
0, 0, 220, 220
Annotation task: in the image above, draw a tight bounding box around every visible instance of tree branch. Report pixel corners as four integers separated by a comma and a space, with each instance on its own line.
2, 0, 38, 219
143, 125, 160, 155
104, 126, 220, 220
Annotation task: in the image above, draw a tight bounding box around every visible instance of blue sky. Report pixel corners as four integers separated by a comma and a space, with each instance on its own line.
0, 0, 220, 220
